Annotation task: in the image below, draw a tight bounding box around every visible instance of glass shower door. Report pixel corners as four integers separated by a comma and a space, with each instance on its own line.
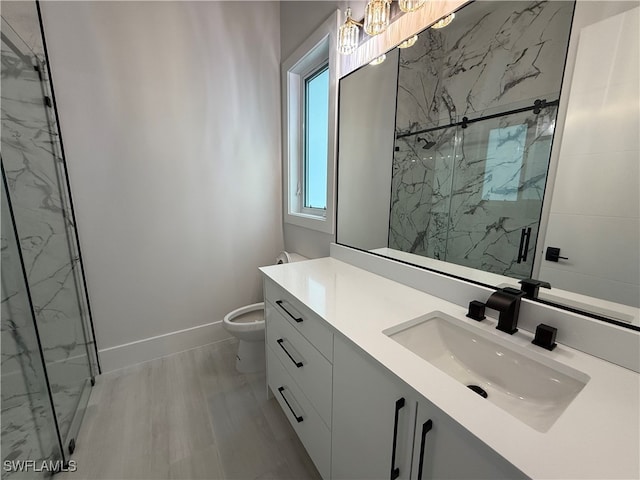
1, 177, 63, 478
445, 106, 558, 278
1, 15, 94, 461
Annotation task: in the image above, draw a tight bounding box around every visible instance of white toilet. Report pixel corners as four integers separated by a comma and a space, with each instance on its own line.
223, 251, 307, 373
223, 302, 266, 373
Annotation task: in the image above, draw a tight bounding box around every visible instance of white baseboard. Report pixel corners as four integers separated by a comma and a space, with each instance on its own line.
98, 320, 233, 373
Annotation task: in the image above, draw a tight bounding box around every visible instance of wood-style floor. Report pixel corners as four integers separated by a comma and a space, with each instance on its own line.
59, 339, 322, 480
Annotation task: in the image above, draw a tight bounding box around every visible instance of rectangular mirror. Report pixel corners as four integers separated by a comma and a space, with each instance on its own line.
336, 0, 639, 328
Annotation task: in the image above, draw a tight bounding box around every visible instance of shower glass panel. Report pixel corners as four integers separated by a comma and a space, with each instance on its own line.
1, 9, 95, 468
390, 126, 458, 260
389, 104, 557, 279
445, 106, 557, 278
1, 178, 63, 478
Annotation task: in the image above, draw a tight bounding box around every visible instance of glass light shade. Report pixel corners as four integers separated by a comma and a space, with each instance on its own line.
398, 0, 425, 13
369, 54, 386, 66
398, 35, 418, 49
431, 13, 455, 29
338, 7, 361, 55
364, 0, 391, 36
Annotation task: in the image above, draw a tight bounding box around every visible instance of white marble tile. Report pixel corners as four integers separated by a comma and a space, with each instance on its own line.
550, 150, 640, 219
570, 7, 639, 95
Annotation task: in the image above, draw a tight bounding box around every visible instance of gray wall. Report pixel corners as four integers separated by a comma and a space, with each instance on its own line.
40, 1, 284, 367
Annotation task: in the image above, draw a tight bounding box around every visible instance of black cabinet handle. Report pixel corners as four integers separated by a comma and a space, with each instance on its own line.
416, 419, 433, 480
390, 397, 406, 480
277, 338, 303, 368
276, 300, 303, 323
277, 386, 303, 423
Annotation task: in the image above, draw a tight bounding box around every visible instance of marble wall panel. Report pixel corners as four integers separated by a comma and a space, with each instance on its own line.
389, 127, 456, 258
396, 1, 574, 132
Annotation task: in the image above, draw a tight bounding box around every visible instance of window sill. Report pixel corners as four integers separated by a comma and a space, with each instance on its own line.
285, 211, 333, 234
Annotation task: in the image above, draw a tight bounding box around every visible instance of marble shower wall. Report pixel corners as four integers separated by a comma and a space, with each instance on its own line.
390, 0, 573, 278
1, 12, 93, 470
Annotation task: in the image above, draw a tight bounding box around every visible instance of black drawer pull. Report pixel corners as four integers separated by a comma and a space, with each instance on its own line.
390, 397, 405, 480
277, 338, 303, 368
276, 300, 303, 323
417, 419, 433, 480
277, 386, 303, 423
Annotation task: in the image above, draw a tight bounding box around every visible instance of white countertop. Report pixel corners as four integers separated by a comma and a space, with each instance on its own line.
260, 257, 640, 480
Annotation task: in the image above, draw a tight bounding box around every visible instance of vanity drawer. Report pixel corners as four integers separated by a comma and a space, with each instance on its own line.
266, 346, 331, 480
264, 279, 333, 361
265, 301, 332, 428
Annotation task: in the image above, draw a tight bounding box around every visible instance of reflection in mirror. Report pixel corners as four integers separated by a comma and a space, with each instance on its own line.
336, 0, 639, 328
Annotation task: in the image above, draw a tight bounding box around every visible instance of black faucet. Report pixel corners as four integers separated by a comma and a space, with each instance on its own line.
519, 278, 551, 299
485, 287, 525, 334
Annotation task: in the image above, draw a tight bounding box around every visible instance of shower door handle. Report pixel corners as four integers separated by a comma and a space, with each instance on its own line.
517, 227, 532, 263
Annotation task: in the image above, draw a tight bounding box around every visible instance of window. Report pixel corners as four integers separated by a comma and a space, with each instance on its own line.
282, 11, 339, 234
482, 124, 527, 201
303, 64, 329, 212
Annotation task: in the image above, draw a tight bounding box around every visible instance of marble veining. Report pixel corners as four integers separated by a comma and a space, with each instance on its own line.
396, 1, 574, 132
1, 16, 93, 474
389, 0, 572, 278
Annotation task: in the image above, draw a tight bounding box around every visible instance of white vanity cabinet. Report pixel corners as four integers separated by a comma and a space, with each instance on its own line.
263, 279, 333, 479
332, 334, 416, 480
410, 396, 526, 480
332, 335, 526, 480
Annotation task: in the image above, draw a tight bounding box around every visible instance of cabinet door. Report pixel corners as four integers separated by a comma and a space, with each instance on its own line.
332, 335, 416, 480
411, 398, 527, 480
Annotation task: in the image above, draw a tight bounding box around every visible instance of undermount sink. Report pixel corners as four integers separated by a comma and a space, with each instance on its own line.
383, 312, 590, 432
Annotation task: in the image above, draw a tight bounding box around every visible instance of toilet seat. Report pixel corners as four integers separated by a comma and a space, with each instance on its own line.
223, 302, 265, 339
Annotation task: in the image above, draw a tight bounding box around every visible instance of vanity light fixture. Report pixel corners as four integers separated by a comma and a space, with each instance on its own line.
364, 0, 391, 36
431, 13, 455, 29
398, 0, 425, 13
338, 7, 362, 55
398, 34, 418, 49
369, 54, 387, 65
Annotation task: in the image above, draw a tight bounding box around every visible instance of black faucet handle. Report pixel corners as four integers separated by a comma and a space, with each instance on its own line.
532, 323, 558, 351
519, 278, 551, 299
466, 300, 486, 321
